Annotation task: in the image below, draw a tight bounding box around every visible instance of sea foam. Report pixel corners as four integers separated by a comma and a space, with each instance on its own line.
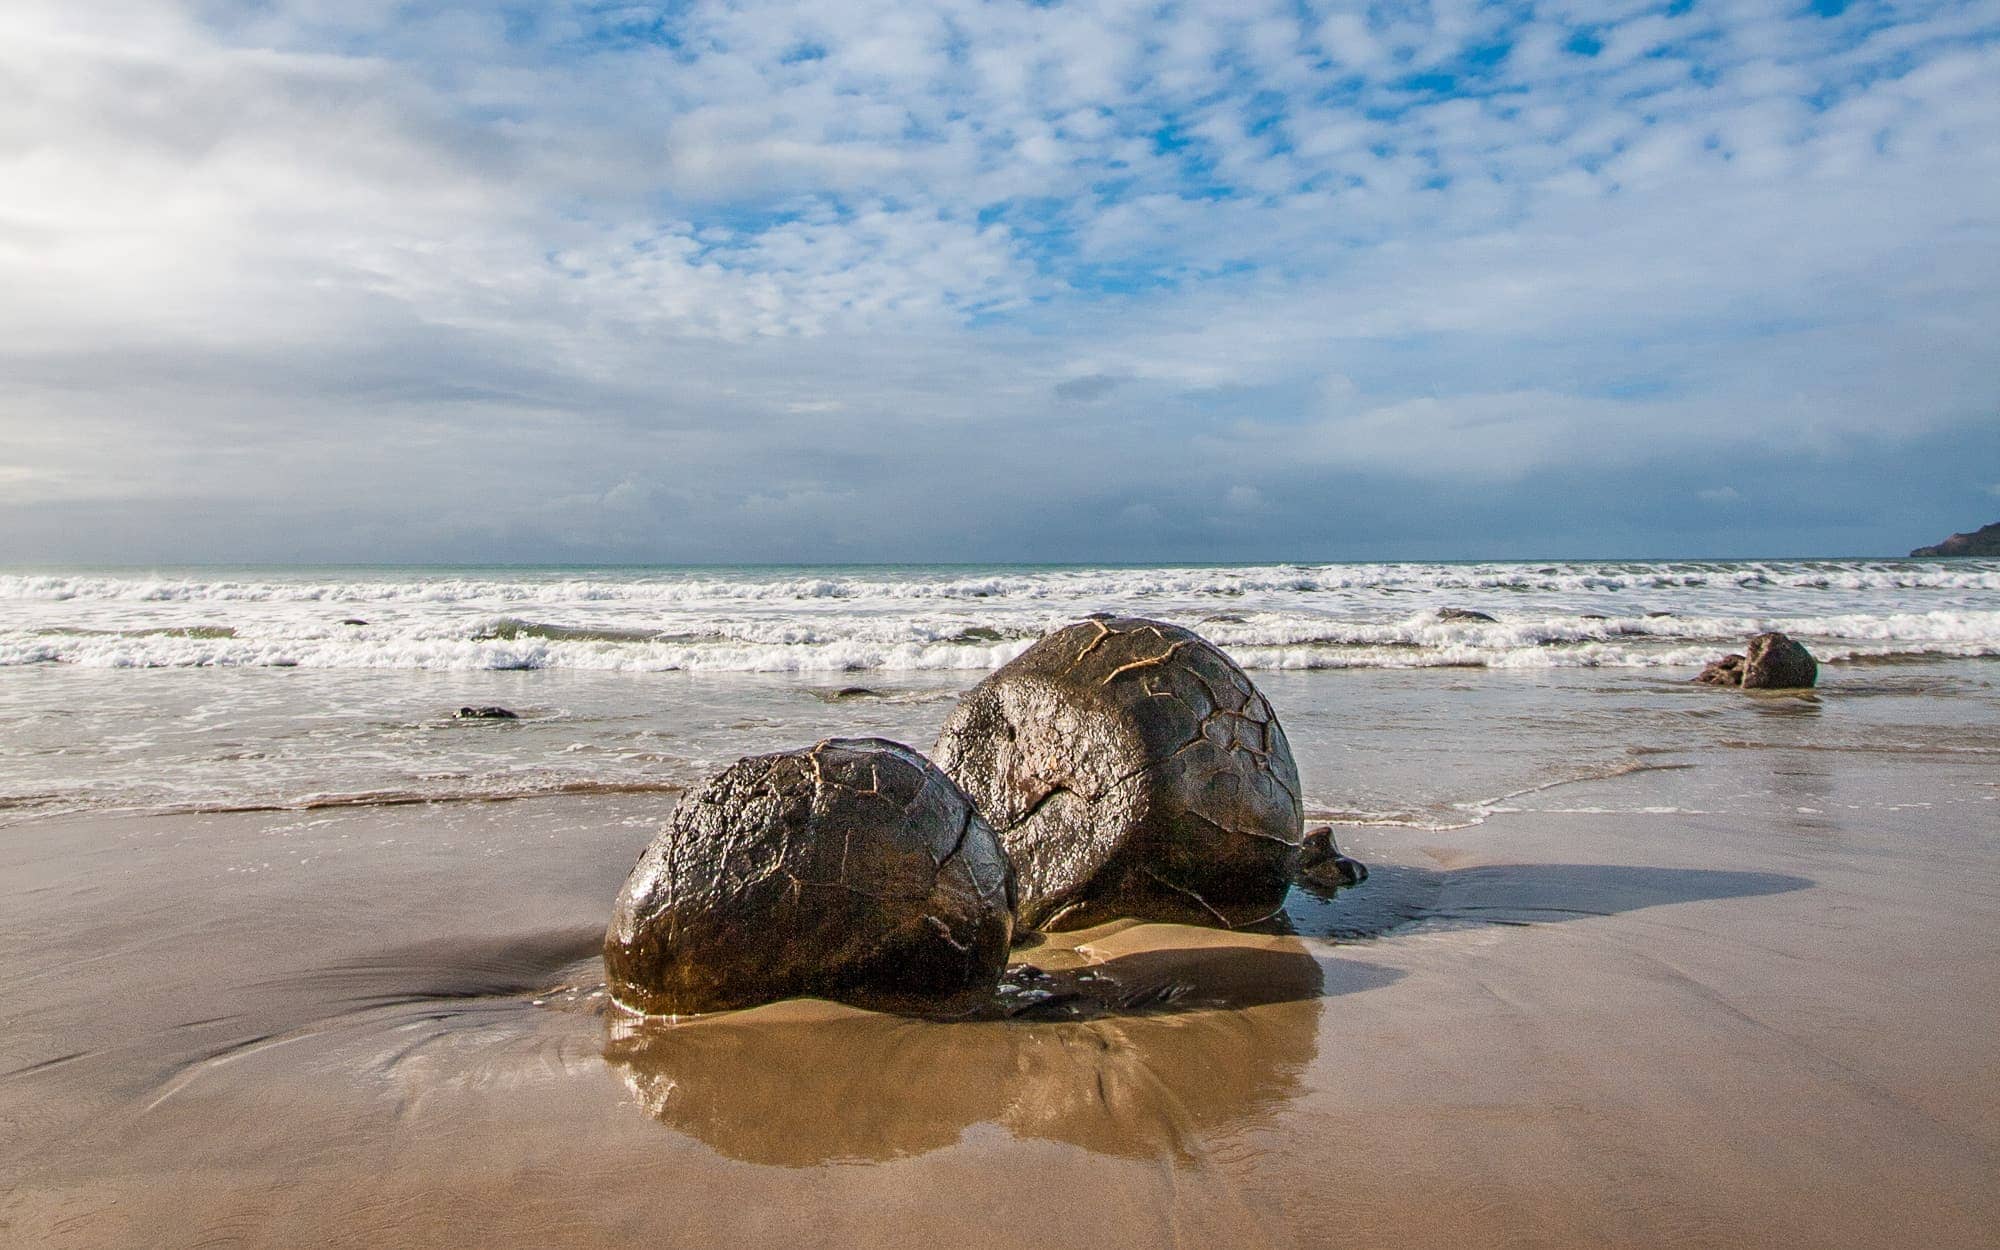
3, 561, 1996, 673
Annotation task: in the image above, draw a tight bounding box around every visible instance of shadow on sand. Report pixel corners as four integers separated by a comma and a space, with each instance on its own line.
1279, 862, 1814, 939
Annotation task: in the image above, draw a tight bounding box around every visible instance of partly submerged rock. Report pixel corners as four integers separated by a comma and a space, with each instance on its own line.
1695, 632, 1818, 689
1695, 654, 1747, 686
808, 686, 889, 704
1296, 826, 1368, 890
934, 617, 1303, 931
1741, 631, 1818, 689
604, 738, 1014, 1015
455, 705, 518, 719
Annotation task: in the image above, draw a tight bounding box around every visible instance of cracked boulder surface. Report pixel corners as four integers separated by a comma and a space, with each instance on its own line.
935, 617, 1304, 931
604, 738, 1014, 1015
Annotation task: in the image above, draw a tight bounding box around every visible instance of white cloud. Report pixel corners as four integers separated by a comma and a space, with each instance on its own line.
1, 0, 1996, 558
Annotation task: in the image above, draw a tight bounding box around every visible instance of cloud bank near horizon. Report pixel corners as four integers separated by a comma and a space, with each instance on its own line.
2, 0, 1997, 562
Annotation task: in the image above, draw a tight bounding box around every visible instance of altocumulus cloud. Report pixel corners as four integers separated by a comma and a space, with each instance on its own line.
1, 0, 1997, 562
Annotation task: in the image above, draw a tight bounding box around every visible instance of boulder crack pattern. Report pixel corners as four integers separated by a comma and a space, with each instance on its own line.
935, 617, 1304, 931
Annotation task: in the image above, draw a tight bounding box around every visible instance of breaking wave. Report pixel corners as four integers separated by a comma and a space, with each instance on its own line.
4, 560, 1996, 673
4, 559, 1999, 607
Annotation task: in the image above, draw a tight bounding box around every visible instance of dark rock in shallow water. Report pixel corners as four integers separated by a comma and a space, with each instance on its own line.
1740, 631, 1818, 689
604, 738, 1014, 1015
1296, 826, 1368, 890
455, 705, 518, 719
934, 617, 1303, 931
1695, 654, 1746, 686
1435, 608, 1498, 623
1695, 632, 1817, 689
1911, 521, 2000, 557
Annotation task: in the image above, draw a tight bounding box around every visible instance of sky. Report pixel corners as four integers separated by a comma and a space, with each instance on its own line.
2, 0, 1997, 564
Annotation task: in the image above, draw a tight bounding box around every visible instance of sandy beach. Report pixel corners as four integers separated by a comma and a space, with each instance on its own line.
4, 720, 1995, 1248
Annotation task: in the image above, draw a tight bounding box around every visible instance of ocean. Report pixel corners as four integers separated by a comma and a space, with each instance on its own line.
2, 559, 1995, 821
5, 559, 1999, 1246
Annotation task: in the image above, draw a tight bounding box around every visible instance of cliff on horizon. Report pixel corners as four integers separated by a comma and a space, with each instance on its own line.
1911, 521, 2000, 557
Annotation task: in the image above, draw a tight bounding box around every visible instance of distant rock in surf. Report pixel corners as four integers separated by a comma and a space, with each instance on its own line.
934, 617, 1303, 932
1910, 521, 2000, 557
455, 705, 519, 719
1696, 632, 1818, 689
1436, 608, 1498, 623
604, 738, 1013, 1016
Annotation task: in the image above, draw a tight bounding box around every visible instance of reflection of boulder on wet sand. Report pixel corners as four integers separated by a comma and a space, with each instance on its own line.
935, 617, 1304, 932
604, 926, 1398, 1166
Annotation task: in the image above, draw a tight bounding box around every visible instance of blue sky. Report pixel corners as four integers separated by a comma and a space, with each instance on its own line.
1, 0, 1996, 561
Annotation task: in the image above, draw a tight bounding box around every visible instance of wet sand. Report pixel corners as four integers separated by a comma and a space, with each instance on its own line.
3, 748, 1997, 1248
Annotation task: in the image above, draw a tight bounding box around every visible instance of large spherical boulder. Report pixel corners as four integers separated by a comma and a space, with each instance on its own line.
604, 738, 1014, 1015
934, 617, 1303, 931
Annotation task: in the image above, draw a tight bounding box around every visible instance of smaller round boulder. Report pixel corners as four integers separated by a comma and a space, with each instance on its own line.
605, 738, 1014, 1016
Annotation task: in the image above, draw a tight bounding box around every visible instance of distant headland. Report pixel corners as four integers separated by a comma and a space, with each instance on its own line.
1910, 521, 2000, 557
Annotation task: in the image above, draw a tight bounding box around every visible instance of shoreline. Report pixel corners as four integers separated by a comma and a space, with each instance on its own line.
4, 746, 1997, 1247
